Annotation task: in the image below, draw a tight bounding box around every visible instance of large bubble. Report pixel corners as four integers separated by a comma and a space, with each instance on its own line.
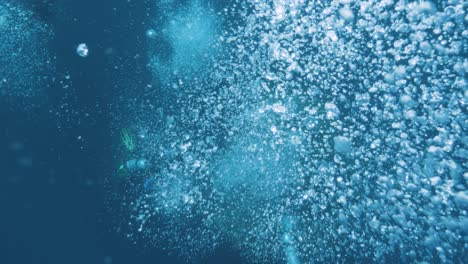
112, 0, 467, 263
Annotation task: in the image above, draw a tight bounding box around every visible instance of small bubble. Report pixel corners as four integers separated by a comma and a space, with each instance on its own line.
146, 29, 157, 39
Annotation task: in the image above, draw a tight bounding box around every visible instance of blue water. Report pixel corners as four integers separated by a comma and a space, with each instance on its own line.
1, 0, 466, 264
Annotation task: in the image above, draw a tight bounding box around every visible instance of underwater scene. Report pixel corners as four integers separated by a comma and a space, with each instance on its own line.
0, 0, 467, 263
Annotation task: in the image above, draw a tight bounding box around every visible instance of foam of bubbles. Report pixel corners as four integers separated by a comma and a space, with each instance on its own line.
113, 0, 467, 263
150, 0, 220, 85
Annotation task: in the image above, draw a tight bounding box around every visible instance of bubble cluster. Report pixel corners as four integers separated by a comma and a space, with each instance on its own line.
114, 0, 467, 263
0, 1, 53, 101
